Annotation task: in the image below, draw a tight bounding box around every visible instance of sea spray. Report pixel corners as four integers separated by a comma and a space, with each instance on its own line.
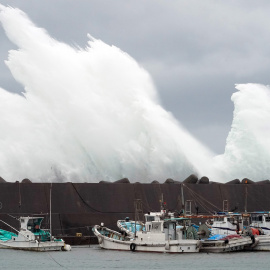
0, 5, 215, 183
214, 83, 270, 181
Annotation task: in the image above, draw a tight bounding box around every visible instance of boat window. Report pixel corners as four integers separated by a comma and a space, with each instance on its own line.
214, 217, 224, 222
146, 216, 155, 222
266, 217, 270, 222
152, 222, 161, 231
243, 217, 250, 226
227, 217, 237, 223
27, 218, 42, 233
251, 215, 263, 222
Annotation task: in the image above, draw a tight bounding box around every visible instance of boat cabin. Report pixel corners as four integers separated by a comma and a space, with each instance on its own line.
20, 217, 43, 233
248, 212, 270, 234
18, 217, 51, 242
211, 213, 243, 235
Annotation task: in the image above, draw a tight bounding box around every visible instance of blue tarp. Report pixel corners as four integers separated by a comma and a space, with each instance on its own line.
207, 234, 226, 240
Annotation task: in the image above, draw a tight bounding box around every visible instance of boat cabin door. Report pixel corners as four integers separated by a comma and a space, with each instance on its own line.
164, 222, 176, 240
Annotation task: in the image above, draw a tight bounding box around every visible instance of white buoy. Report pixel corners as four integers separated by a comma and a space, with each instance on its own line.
62, 244, 71, 251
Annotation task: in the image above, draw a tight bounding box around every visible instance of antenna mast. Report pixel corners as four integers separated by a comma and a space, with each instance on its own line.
50, 182, 52, 240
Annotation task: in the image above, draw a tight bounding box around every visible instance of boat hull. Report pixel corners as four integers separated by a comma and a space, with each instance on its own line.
94, 225, 201, 253
0, 240, 65, 251
98, 236, 200, 253
245, 235, 270, 251
200, 237, 252, 253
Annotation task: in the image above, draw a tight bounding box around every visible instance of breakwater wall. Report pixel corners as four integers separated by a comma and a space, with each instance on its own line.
0, 180, 269, 243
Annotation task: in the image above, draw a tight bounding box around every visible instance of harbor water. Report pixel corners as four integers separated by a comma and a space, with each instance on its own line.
0, 245, 269, 270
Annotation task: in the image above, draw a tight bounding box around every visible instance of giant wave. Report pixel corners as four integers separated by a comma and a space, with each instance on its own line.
0, 5, 269, 183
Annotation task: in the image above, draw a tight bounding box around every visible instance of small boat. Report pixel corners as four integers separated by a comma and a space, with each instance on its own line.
0, 216, 71, 251
248, 212, 270, 235
93, 210, 201, 253
197, 215, 253, 253
200, 233, 253, 253
209, 212, 243, 235
242, 227, 270, 251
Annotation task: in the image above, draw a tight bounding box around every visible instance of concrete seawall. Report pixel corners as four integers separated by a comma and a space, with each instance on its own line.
0, 181, 269, 243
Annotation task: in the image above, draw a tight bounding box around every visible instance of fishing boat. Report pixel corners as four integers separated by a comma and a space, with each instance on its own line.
241, 214, 270, 251
207, 212, 270, 251
248, 212, 270, 235
208, 212, 243, 235
196, 214, 253, 252
199, 233, 253, 253
93, 210, 201, 253
0, 216, 71, 251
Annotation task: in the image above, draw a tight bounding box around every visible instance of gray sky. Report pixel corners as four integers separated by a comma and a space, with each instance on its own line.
1, 0, 270, 154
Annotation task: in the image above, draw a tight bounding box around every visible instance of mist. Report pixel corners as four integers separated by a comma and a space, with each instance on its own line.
1, 5, 270, 183
0, 5, 217, 183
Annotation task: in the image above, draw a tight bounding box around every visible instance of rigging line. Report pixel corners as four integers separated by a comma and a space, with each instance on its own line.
191, 189, 220, 213
132, 185, 155, 213
187, 188, 220, 212
47, 252, 65, 268
184, 188, 220, 214
140, 200, 153, 212
191, 195, 215, 214
70, 183, 133, 214
183, 184, 221, 211
53, 225, 93, 231
171, 190, 183, 211
185, 188, 214, 214
71, 183, 102, 213
185, 188, 213, 211
6, 214, 20, 220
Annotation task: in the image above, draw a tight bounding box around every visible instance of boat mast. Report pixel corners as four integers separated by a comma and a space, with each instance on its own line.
50, 182, 52, 240
134, 199, 143, 238
244, 184, 248, 213
181, 184, 185, 215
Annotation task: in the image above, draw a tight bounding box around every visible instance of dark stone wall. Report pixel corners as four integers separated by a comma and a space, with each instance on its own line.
0, 182, 269, 237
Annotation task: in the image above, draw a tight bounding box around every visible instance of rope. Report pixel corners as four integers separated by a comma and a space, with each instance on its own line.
6, 214, 20, 221
71, 183, 103, 213
183, 184, 221, 214
71, 183, 134, 214
47, 252, 65, 268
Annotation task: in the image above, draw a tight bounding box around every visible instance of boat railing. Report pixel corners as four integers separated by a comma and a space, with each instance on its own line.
96, 225, 131, 241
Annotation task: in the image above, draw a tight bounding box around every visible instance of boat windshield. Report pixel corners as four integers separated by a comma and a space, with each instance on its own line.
145, 216, 155, 222
27, 218, 43, 233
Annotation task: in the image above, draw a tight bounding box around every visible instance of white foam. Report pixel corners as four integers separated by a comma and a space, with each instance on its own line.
215, 83, 270, 181
0, 5, 216, 182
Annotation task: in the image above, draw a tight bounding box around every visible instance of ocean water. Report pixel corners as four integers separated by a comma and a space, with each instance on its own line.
0, 245, 269, 270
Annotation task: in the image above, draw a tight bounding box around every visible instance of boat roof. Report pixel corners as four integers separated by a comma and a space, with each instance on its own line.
216, 212, 242, 216
163, 217, 191, 221
248, 211, 270, 215
19, 216, 44, 220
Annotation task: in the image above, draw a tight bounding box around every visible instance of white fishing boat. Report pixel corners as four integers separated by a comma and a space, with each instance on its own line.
93, 210, 201, 253
200, 233, 253, 253
0, 216, 71, 251
248, 212, 270, 235
209, 212, 270, 251
243, 232, 270, 251
246, 235, 270, 251
197, 214, 253, 252
209, 212, 243, 235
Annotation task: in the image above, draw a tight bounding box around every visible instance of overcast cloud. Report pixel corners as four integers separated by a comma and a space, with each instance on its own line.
1, 0, 270, 154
